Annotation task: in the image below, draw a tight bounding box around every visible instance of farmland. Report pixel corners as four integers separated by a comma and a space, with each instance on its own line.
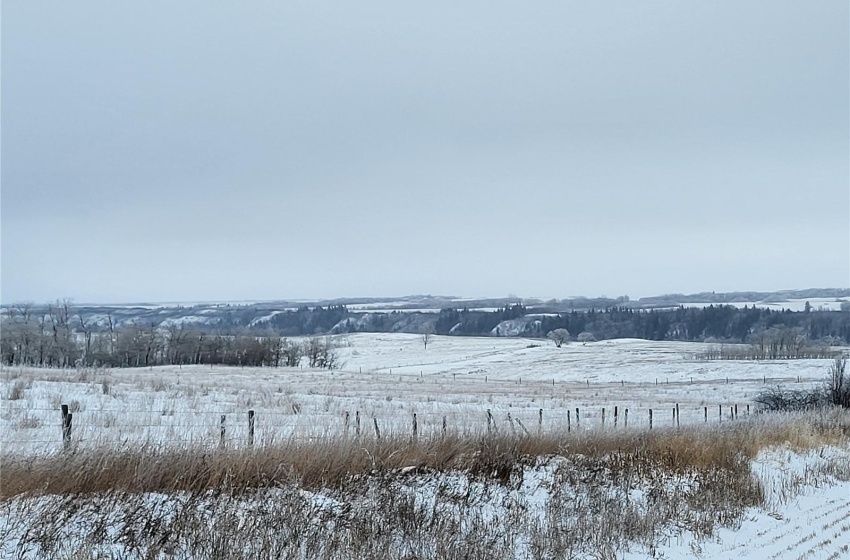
1, 334, 849, 559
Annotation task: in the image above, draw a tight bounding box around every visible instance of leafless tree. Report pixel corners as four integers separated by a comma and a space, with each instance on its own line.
306, 337, 338, 369
547, 328, 570, 348
421, 325, 434, 350
280, 338, 303, 367
827, 356, 849, 408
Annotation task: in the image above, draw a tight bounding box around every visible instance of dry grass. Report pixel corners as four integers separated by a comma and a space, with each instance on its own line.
1, 410, 848, 559
3, 409, 848, 499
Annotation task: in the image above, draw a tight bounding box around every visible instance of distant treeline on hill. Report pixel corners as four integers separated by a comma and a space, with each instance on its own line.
2, 300, 849, 368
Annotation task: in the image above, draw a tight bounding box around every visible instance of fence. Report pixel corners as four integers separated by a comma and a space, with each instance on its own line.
2, 401, 760, 455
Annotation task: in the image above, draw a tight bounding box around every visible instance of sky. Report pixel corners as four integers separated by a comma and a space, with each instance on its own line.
2, 1, 848, 304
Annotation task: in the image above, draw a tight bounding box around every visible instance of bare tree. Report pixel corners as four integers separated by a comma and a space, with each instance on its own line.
306, 337, 338, 369
547, 328, 570, 348
577, 332, 596, 344
827, 356, 849, 408
280, 338, 303, 367
421, 325, 434, 350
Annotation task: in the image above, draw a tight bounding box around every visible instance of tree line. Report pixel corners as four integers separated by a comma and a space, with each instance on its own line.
2, 300, 848, 368
0, 301, 339, 368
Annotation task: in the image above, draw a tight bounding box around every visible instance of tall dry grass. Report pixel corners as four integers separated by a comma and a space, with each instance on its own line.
3, 408, 848, 499
2, 410, 849, 559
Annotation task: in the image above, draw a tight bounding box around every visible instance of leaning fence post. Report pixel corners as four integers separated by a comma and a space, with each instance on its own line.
220, 415, 226, 448
373, 417, 381, 440
486, 409, 493, 434
515, 417, 530, 437
61, 405, 72, 451
248, 410, 255, 447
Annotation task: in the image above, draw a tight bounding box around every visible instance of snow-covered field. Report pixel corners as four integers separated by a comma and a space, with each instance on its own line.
1, 334, 840, 455
2, 334, 849, 559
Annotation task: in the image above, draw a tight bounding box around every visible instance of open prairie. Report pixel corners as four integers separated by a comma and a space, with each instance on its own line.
1, 334, 836, 454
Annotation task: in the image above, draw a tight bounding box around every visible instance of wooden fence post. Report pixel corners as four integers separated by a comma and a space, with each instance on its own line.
704, 406, 708, 422
624, 408, 628, 428
344, 411, 350, 436
61, 405, 72, 451
675, 403, 680, 427
649, 408, 653, 430
614, 406, 618, 428
248, 410, 255, 447
355, 411, 361, 437
746, 404, 750, 416
412, 413, 418, 442
515, 417, 530, 437
734, 405, 738, 419
567, 409, 571, 433
487, 409, 493, 434
373, 417, 381, 440
576, 407, 580, 429
442, 415, 447, 437
538, 408, 543, 435
602, 408, 606, 428
220, 415, 226, 448
719, 404, 722, 423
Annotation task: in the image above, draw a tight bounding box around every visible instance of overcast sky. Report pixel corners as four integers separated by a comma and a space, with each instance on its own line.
2, 1, 848, 304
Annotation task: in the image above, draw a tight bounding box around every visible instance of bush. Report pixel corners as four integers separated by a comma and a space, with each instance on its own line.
827, 356, 849, 408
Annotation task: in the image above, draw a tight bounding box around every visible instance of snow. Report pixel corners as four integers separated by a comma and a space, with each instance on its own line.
1, 335, 839, 455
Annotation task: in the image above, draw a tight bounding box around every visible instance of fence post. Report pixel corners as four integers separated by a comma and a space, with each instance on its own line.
649, 408, 653, 430
373, 417, 381, 440
624, 408, 628, 428
746, 404, 750, 416
614, 406, 618, 428
538, 408, 543, 435
515, 417, 530, 437
704, 406, 708, 422
344, 411, 350, 436
602, 408, 606, 428
248, 410, 255, 447
734, 404, 738, 419
719, 404, 722, 423
442, 415, 447, 437
487, 409, 493, 434
576, 407, 580, 429
61, 405, 72, 451
412, 413, 418, 442
567, 409, 571, 432
220, 415, 226, 448
355, 411, 361, 438
676, 403, 680, 428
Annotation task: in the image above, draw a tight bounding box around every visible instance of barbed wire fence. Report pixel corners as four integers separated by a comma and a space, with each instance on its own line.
2, 399, 766, 456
